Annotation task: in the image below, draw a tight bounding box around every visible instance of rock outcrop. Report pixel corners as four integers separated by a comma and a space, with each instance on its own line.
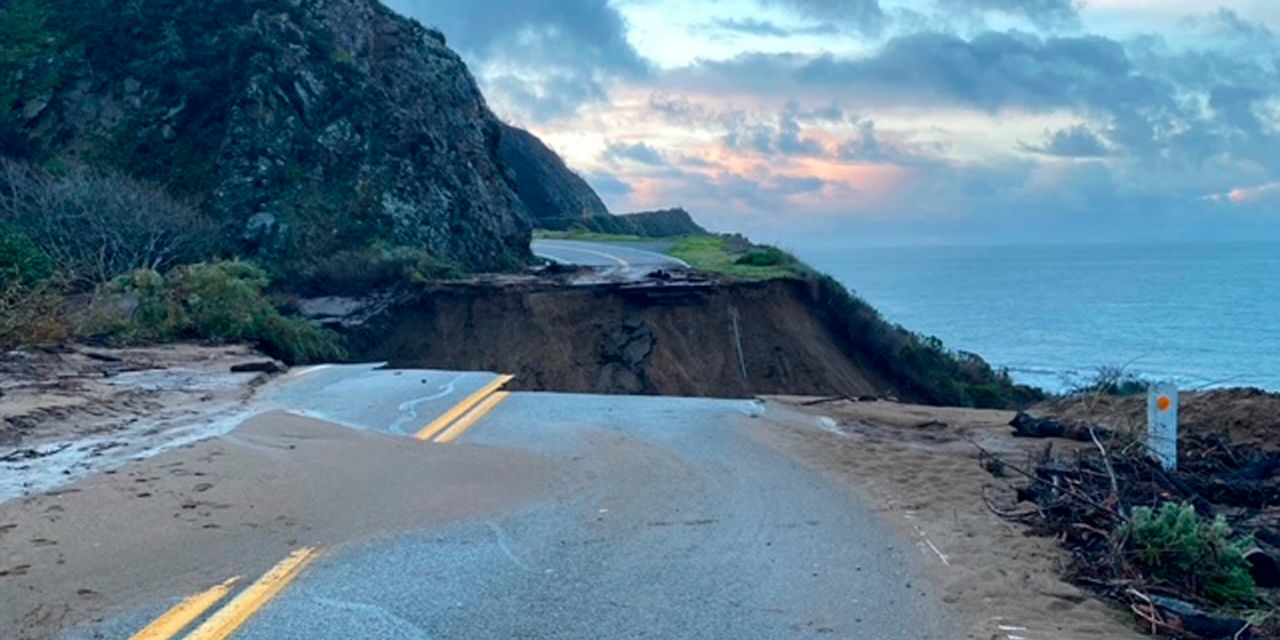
498, 124, 610, 223
1, 0, 532, 271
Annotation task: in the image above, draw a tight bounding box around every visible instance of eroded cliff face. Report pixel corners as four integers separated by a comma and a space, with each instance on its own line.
340, 278, 902, 400
2, 0, 531, 271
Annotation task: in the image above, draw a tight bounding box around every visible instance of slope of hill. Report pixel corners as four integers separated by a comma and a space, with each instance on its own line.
497, 124, 610, 223
1, 0, 531, 272
536, 207, 708, 237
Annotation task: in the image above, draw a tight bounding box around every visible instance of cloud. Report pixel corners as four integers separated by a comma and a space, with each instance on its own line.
666, 32, 1139, 112
1207, 181, 1280, 204
935, 0, 1081, 30
722, 108, 825, 156
484, 2, 1280, 244
837, 119, 943, 165
1021, 125, 1108, 157
603, 141, 666, 165
1190, 8, 1277, 46
583, 171, 634, 200
710, 18, 838, 38
383, 0, 649, 121
760, 0, 887, 36
660, 29, 1280, 171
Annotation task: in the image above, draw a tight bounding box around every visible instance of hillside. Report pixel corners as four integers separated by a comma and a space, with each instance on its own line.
497, 124, 610, 223
537, 207, 708, 237
1, 0, 533, 272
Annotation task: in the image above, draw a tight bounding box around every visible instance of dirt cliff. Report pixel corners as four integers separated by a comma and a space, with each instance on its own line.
344, 278, 913, 400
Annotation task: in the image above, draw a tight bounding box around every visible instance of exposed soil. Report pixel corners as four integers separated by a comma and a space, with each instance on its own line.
767, 396, 1144, 640
1037, 388, 1280, 450
342, 278, 908, 401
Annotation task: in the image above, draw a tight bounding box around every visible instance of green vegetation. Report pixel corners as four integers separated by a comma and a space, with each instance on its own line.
666, 235, 810, 280
105, 261, 344, 364
1122, 502, 1256, 608
0, 224, 66, 349
290, 244, 465, 295
807, 274, 1042, 408
1069, 365, 1149, 397
0, 224, 53, 288
0, 0, 75, 118
533, 229, 648, 243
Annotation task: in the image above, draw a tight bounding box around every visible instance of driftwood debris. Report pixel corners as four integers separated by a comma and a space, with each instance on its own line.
974, 421, 1280, 639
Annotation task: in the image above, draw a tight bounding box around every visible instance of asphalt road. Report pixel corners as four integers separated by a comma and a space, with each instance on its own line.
61, 366, 952, 639
531, 239, 689, 269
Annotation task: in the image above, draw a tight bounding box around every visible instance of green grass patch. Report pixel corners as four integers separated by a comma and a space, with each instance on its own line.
665, 236, 809, 280
533, 229, 649, 243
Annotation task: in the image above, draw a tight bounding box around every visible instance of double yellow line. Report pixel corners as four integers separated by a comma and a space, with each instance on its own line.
128, 375, 514, 639
415, 374, 514, 443
129, 547, 317, 640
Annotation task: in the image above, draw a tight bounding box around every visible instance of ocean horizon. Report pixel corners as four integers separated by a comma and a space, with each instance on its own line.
798, 240, 1280, 394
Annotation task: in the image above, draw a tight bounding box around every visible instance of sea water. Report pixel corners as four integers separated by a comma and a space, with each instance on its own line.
798, 242, 1280, 393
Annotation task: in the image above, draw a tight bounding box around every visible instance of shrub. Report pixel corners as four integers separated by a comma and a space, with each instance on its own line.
110, 260, 344, 364
1070, 365, 1149, 397
0, 280, 69, 349
734, 246, 788, 267
0, 159, 218, 286
808, 274, 1045, 408
1122, 502, 1256, 607
0, 223, 53, 288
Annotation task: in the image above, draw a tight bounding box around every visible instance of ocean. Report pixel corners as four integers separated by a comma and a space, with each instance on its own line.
797, 242, 1280, 394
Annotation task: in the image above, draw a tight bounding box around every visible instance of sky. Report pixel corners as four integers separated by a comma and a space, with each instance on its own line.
384, 0, 1280, 248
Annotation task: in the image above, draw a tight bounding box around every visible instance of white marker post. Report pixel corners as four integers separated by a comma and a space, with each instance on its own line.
1147, 382, 1178, 470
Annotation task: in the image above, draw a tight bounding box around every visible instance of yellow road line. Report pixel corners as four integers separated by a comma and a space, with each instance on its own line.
435, 391, 510, 444
414, 374, 514, 441
128, 577, 240, 640
184, 547, 317, 640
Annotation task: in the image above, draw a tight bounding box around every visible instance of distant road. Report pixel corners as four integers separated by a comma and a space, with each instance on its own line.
532, 238, 689, 269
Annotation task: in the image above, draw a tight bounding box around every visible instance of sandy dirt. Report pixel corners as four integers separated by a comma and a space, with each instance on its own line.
1037, 387, 1280, 450
763, 396, 1145, 640
0, 343, 278, 501
0, 411, 553, 640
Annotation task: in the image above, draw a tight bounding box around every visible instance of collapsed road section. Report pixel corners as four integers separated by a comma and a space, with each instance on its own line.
326, 273, 899, 400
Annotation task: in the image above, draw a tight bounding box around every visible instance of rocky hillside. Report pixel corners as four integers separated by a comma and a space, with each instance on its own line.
495, 124, 707, 237
537, 207, 708, 237
498, 124, 610, 223
1, 0, 533, 272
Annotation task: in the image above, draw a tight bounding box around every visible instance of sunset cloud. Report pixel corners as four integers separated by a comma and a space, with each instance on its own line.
1208, 181, 1280, 204
386, 0, 1280, 244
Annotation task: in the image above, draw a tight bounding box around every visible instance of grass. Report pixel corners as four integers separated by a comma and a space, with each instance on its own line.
532, 229, 649, 243
665, 236, 809, 280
